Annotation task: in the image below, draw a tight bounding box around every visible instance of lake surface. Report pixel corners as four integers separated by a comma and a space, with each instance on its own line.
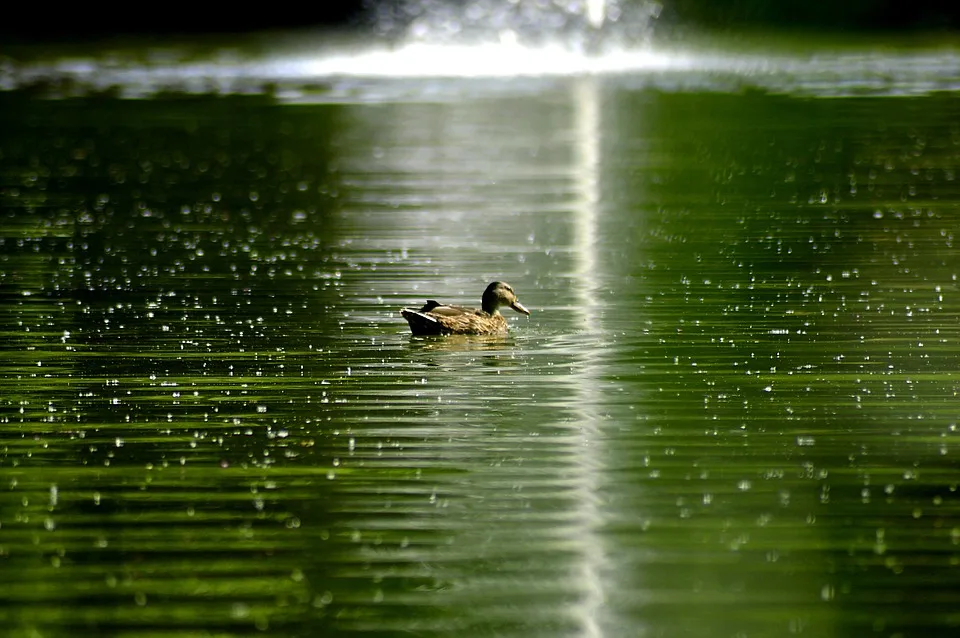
2, 44, 960, 638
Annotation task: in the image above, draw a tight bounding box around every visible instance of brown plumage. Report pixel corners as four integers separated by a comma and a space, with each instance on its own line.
400, 281, 530, 335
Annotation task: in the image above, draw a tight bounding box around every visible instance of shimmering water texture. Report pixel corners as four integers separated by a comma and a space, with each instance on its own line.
2, 87, 960, 638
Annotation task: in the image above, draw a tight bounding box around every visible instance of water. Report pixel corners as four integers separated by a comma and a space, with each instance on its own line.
3, 7, 960, 637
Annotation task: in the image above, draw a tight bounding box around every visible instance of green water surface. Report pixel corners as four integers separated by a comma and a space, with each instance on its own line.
1, 77, 960, 637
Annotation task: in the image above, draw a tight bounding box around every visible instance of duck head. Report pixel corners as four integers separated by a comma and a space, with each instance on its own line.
481, 281, 530, 316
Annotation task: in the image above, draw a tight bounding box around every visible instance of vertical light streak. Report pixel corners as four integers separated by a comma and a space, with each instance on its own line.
569, 74, 606, 638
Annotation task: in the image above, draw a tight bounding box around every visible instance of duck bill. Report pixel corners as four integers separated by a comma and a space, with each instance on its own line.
510, 301, 531, 316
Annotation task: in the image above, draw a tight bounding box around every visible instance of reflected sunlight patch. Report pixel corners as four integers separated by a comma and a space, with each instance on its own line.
3, 37, 960, 100
290, 42, 686, 78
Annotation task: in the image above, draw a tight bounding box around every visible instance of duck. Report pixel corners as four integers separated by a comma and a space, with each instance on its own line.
400, 281, 530, 335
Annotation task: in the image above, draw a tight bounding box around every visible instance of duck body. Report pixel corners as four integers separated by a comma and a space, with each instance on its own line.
401, 282, 530, 336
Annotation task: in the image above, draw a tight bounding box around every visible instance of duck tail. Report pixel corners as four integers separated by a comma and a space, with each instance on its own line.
400, 308, 443, 335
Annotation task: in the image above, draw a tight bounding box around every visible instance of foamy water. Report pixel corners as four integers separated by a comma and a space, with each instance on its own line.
3, 36, 959, 99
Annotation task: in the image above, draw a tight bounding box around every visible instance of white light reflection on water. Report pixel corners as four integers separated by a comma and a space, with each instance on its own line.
568, 75, 609, 638
291, 42, 685, 78
5, 40, 959, 100
2, 0, 959, 99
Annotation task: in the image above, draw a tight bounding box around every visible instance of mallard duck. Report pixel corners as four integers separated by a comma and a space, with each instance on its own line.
400, 281, 530, 335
